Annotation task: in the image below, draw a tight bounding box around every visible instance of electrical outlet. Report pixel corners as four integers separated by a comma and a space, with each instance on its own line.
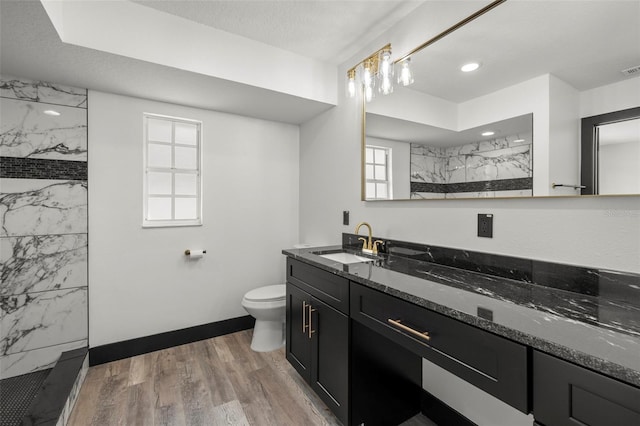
478, 213, 493, 238
477, 306, 494, 321
343, 210, 350, 226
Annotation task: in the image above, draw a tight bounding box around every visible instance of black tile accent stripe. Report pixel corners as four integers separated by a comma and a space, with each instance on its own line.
89, 315, 255, 366
411, 177, 532, 194
0, 157, 87, 180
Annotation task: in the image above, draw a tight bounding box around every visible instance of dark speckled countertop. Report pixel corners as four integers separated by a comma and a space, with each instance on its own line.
283, 237, 640, 388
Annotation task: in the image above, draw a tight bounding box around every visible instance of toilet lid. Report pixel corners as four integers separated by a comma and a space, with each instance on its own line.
244, 284, 286, 302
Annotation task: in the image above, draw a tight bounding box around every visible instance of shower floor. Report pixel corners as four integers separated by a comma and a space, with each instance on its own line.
0, 369, 51, 426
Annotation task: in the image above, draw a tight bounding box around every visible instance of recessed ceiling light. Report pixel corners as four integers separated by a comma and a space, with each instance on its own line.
481, 131, 495, 137
43, 110, 61, 116
513, 138, 526, 143
461, 62, 481, 72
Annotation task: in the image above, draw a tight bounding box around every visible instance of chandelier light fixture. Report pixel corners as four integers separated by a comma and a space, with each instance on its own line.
346, 44, 412, 102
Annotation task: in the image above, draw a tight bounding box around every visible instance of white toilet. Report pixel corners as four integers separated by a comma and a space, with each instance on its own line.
242, 284, 286, 352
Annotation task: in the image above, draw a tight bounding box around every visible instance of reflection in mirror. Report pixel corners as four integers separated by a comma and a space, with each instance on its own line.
365, 113, 533, 200
363, 1, 640, 200
581, 107, 640, 195
599, 119, 640, 195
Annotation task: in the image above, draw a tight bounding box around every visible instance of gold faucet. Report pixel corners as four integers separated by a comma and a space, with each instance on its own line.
355, 222, 383, 255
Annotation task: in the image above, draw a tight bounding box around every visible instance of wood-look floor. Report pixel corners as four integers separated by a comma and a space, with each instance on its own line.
68, 330, 435, 426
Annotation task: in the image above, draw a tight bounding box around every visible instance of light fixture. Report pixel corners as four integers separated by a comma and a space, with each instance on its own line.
481, 131, 495, 136
362, 57, 376, 102
397, 58, 414, 87
378, 48, 394, 95
346, 44, 407, 102
461, 62, 480, 72
513, 138, 526, 143
346, 69, 357, 98
43, 109, 61, 116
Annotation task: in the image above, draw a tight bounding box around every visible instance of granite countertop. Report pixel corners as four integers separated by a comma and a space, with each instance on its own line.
282, 244, 640, 388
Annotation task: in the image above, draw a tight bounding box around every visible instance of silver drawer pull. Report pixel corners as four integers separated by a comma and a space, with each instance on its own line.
388, 318, 431, 341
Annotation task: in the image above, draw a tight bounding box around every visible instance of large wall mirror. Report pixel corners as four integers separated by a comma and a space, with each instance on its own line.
363, 0, 640, 201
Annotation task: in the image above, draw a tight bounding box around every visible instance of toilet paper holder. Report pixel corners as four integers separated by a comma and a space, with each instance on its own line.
184, 249, 207, 256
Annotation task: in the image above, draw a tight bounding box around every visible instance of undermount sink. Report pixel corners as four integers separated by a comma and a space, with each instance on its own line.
318, 252, 374, 264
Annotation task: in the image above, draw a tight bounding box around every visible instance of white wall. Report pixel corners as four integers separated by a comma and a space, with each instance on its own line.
88, 91, 299, 347
548, 75, 580, 195
366, 136, 410, 200
580, 76, 640, 118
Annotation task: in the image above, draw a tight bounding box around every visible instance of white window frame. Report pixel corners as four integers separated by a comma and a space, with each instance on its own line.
365, 145, 393, 200
143, 113, 203, 227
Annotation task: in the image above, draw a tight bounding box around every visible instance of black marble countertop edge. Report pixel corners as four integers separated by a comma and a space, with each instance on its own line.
282, 246, 640, 389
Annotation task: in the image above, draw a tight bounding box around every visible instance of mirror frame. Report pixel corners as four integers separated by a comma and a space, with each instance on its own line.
580, 106, 640, 195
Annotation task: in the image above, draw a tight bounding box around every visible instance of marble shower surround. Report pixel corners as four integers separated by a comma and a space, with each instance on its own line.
0, 75, 88, 379
410, 135, 532, 198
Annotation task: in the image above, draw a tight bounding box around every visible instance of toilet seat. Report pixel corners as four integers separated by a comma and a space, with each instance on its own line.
243, 284, 285, 302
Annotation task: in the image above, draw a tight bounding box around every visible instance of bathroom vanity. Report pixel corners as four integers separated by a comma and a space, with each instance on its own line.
283, 234, 640, 426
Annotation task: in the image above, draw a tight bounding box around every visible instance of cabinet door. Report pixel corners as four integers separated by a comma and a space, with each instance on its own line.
534, 350, 640, 426
310, 297, 349, 425
286, 283, 311, 382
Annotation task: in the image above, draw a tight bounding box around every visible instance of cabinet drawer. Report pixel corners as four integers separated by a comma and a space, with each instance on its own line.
533, 350, 640, 426
351, 282, 529, 413
287, 258, 349, 314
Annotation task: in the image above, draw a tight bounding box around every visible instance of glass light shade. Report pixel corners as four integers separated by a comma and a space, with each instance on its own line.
362, 64, 373, 88
398, 58, 414, 86
347, 75, 357, 98
378, 75, 393, 95
364, 84, 375, 102
377, 49, 394, 95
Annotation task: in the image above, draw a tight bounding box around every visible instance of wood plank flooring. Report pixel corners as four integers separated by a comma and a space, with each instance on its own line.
68, 330, 435, 426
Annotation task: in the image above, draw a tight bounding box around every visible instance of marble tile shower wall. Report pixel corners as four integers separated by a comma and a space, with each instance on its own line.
0, 75, 88, 379
410, 136, 533, 199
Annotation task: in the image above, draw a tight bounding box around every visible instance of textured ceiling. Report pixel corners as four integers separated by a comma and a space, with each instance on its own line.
131, 0, 424, 64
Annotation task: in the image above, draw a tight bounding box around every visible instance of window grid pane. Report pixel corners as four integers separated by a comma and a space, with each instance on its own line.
365, 146, 392, 200
144, 114, 202, 225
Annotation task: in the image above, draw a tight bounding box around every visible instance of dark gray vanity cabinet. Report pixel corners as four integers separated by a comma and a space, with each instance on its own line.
285, 258, 349, 425
533, 351, 640, 426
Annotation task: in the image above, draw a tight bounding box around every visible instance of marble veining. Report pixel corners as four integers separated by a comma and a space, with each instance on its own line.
0, 234, 88, 296
0, 179, 87, 237
1, 98, 87, 161
410, 134, 533, 198
0, 75, 88, 381
1, 287, 87, 356
283, 236, 640, 387
0, 340, 86, 380
0, 75, 87, 108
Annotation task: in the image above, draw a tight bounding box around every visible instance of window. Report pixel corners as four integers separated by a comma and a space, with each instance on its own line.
365, 146, 392, 200
143, 114, 202, 227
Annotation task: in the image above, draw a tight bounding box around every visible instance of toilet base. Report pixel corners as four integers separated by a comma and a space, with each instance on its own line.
251, 319, 285, 352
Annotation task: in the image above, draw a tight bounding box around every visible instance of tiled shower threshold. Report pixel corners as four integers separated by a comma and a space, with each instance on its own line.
1, 348, 88, 426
